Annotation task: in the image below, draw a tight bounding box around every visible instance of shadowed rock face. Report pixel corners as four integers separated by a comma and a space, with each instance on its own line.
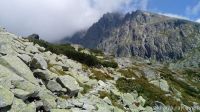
67, 10, 200, 61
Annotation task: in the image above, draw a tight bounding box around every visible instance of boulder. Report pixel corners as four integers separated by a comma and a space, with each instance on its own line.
0, 32, 17, 55
37, 89, 57, 111
11, 80, 39, 98
0, 85, 14, 108
142, 67, 159, 81
25, 45, 39, 54
9, 98, 27, 112
11, 89, 34, 100
136, 96, 146, 107
46, 80, 65, 92
0, 64, 24, 89
150, 79, 170, 92
57, 75, 80, 97
18, 54, 32, 65
31, 54, 48, 70
33, 69, 57, 81
0, 55, 38, 84
51, 109, 72, 112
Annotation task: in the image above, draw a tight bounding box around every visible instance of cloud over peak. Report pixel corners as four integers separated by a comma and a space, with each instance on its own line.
0, 0, 148, 42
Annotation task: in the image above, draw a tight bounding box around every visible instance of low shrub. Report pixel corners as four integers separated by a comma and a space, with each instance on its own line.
89, 69, 114, 81
116, 77, 181, 107
100, 61, 118, 68
28, 38, 118, 68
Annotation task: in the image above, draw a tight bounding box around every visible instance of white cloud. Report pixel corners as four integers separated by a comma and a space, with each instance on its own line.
159, 13, 189, 20
196, 19, 200, 23
186, 1, 200, 16
0, 0, 148, 42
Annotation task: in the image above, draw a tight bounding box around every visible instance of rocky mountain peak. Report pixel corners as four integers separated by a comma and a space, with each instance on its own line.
0, 25, 200, 111
66, 10, 200, 61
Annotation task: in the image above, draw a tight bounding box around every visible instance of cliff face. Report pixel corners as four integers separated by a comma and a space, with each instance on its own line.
67, 10, 200, 61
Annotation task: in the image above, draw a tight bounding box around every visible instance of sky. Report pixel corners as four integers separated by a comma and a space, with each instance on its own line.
0, 0, 200, 42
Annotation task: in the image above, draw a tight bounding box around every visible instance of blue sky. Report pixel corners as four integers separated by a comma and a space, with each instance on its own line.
141, 0, 200, 21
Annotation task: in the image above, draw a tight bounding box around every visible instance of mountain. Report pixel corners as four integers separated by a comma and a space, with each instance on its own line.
66, 10, 200, 61
0, 26, 200, 111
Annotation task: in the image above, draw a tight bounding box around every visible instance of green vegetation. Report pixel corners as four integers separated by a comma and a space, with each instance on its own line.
158, 67, 200, 106
117, 67, 139, 78
116, 77, 181, 107
78, 82, 92, 94
100, 61, 118, 68
99, 91, 124, 110
28, 38, 118, 68
89, 69, 114, 81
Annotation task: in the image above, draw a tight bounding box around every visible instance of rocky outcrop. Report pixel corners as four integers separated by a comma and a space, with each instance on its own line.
0, 27, 199, 112
67, 10, 200, 61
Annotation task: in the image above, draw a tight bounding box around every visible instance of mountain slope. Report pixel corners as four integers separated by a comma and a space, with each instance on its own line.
67, 10, 200, 61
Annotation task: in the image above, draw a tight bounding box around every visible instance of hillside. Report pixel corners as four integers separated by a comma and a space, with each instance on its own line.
66, 10, 200, 61
0, 27, 199, 112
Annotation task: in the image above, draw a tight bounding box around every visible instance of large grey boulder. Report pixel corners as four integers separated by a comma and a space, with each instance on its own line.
51, 109, 72, 112
25, 44, 39, 54
57, 75, 80, 97
141, 67, 159, 81
150, 79, 170, 92
0, 55, 38, 84
0, 64, 24, 89
11, 89, 34, 100
9, 98, 27, 112
11, 80, 39, 98
37, 89, 57, 111
0, 85, 14, 108
33, 69, 57, 81
0, 32, 17, 55
10, 100, 36, 112
46, 80, 65, 92
31, 54, 48, 70
18, 54, 32, 65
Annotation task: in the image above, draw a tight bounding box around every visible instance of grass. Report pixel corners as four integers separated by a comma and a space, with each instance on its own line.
89, 69, 114, 81
28, 38, 118, 68
116, 77, 181, 107
99, 91, 124, 110
158, 67, 200, 106
117, 67, 139, 78
79, 82, 92, 94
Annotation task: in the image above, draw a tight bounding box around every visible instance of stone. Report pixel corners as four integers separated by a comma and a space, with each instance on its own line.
11, 80, 39, 98
46, 80, 63, 92
82, 103, 96, 111
103, 97, 112, 105
142, 67, 159, 81
18, 54, 32, 65
0, 64, 24, 89
136, 96, 146, 107
121, 93, 136, 109
150, 79, 169, 92
31, 54, 48, 70
11, 89, 34, 100
51, 109, 72, 112
0, 32, 17, 55
9, 98, 27, 112
0, 85, 14, 108
56, 98, 74, 109
21, 102, 36, 112
25, 45, 39, 54
57, 75, 80, 97
37, 89, 57, 111
0, 55, 38, 84
33, 69, 57, 81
